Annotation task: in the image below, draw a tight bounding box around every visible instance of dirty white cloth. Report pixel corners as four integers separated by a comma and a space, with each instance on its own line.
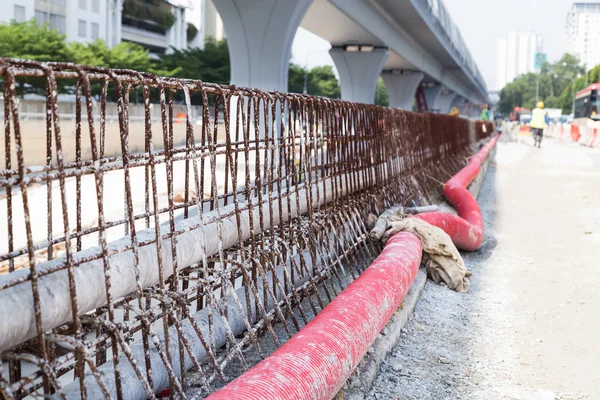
378, 216, 470, 292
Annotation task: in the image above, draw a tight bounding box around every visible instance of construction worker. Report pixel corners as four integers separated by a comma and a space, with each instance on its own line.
449, 106, 460, 117
479, 104, 490, 121
530, 101, 549, 148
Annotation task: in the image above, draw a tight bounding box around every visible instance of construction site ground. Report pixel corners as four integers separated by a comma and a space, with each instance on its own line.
367, 138, 600, 400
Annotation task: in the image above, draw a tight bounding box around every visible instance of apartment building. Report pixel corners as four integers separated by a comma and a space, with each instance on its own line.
565, 2, 600, 69
495, 31, 544, 90
3, 0, 188, 55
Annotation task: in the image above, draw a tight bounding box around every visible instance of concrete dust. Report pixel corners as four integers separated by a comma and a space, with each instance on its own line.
367, 139, 599, 400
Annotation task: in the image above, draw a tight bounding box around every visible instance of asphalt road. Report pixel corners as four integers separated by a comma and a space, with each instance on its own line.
367, 137, 600, 400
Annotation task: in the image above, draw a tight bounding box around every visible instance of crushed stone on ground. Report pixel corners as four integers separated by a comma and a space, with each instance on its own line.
367, 138, 600, 400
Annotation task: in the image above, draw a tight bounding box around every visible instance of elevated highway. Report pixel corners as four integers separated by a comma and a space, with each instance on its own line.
214, 0, 488, 111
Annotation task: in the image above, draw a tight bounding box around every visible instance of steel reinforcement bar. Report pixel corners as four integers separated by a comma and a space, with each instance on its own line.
0, 58, 492, 399
204, 134, 500, 400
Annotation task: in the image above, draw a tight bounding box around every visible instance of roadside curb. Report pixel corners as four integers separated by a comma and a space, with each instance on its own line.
335, 268, 427, 400
335, 140, 497, 400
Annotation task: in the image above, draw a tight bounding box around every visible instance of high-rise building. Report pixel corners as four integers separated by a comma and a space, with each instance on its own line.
203, 0, 224, 42
186, 0, 225, 49
565, 3, 600, 70
495, 31, 543, 90
3, 0, 189, 55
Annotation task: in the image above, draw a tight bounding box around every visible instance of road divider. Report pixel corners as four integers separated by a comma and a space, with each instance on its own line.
545, 124, 599, 148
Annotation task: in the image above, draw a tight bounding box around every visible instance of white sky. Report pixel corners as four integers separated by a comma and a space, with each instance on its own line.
292, 0, 580, 90
291, 28, 335, 71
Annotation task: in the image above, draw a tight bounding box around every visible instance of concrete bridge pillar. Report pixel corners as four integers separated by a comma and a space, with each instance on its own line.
423, 84, 442, 112
213, 0, 313, 91
381, 70, 424, 110
435, 91, 457, 114
329, 47, 390, 104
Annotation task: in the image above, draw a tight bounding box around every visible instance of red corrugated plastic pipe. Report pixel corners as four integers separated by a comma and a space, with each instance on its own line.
413, 135, 499, 251
206, 233, 423, 400
205, 134, 499, 400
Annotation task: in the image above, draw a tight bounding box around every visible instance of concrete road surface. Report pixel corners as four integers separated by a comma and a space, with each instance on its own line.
367, 138, 600, 399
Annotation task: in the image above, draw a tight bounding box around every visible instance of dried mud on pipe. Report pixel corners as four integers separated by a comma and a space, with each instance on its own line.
0, 173, 366, 351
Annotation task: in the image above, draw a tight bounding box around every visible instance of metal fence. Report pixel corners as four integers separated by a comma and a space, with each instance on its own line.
0, 58, 492, 399
0, 98, 206, 123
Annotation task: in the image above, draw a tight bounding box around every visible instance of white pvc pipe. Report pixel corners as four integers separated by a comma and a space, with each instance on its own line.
54, 249, 316, 400
0, 170, 373, 351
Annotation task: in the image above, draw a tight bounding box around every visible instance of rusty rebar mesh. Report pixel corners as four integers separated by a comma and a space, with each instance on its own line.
0, 58, 493, 399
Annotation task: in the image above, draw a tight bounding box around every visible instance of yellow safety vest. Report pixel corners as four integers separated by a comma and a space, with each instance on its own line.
530, 108, 547, 129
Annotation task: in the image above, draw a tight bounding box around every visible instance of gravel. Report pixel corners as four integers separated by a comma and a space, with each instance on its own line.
367, 139, 598, 400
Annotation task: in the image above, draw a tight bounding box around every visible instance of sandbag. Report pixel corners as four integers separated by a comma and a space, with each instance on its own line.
380, 216, 470, 292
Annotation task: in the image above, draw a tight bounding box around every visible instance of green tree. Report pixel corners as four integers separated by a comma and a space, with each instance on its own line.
542, 54, 584, 112
187, 23, 198, 42
0, 20, 174, 74
307, 66, 340, 99
587, 64, 600, 84
0, 19, 73, 62
497, 73, 539, 114
288, 63, 305, 94
498, 53, 585, 115
543, 95, 561, 109
557, 63, 600, 114
541, 53, 584, 79
159, 37, 230, 84
374, 77, 389, 106
0, 20, 179, 97
287, 63, 340, 99
156, 38, 229, 104
0, 20, 75, 95
70, 40, 175, 75
68, 40, 177, 103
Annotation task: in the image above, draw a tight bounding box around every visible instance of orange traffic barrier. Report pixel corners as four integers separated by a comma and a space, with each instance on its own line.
175, 112, 187, 123
571, 124, 581, 142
